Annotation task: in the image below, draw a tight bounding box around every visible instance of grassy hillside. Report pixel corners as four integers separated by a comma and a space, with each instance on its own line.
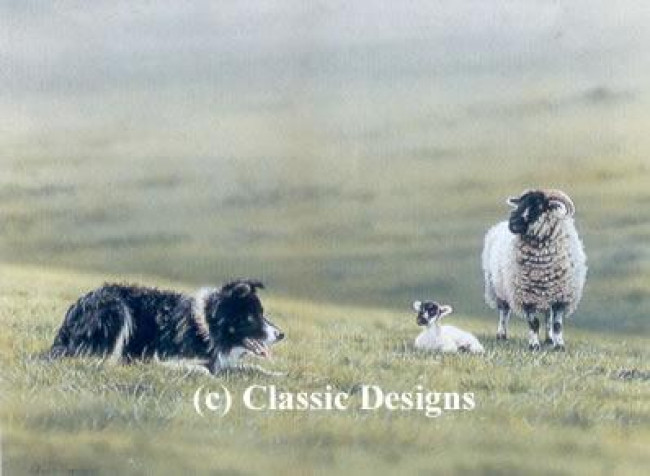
2, 150, 649, 334
2, 3, 649, 333
2, 265, 648, 475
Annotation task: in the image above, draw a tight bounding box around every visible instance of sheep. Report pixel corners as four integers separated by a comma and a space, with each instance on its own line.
482, 189, 587, 350
412, 300, 484, 354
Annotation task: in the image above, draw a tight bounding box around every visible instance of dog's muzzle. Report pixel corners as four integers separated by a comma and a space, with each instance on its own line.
243, 338, 271, 358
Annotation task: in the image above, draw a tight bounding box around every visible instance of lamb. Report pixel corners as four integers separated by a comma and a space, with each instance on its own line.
412, 300, 484, 354
482, 189, 587, 351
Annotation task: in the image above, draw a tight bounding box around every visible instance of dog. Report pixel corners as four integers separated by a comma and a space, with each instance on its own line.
48, 279, 284, 375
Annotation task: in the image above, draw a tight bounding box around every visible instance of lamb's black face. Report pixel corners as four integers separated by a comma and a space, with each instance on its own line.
416, 301, 440, 326
412, 300, 453, 326
208, 280, 284, 358
508, 191, 548, 235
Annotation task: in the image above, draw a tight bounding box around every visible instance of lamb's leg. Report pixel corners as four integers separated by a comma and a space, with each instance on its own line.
544, 310, 553, 345
525, 306, 540, 351
496, 299, 510, 341
550, 304, 566, 351
441, 342, 459, 353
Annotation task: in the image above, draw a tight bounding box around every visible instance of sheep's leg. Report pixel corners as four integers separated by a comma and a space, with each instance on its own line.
525, 306, 540, 351
551, 304, 566, 351
496, 299, 510, 341
544, 311, 553, 345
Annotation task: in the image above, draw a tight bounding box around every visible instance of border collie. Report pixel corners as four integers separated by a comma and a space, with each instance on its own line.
49, 279, 284, 375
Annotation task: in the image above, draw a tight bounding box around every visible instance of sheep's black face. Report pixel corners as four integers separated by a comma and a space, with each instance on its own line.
508, 191, 548, 235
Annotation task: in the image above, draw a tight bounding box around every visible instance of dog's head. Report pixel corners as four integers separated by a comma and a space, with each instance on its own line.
207, 279, 284, 359
412, 300, 453, 326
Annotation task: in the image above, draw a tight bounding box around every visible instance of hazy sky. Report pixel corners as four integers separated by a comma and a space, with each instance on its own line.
3, 1, 647, 88
2, 1, 648, 161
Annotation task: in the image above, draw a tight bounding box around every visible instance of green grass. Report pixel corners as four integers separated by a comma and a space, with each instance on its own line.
2, 264, 648, 475
3, 6, 649, 473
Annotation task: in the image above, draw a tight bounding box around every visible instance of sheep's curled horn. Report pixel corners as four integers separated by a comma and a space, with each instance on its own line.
508, 189, 575, 217
544, 189, 575, 217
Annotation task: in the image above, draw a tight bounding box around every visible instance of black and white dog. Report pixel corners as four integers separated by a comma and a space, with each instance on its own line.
49, 279, 284, 375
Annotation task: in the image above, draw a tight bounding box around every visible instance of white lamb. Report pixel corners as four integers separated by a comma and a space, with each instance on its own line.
412, 300, 484, 354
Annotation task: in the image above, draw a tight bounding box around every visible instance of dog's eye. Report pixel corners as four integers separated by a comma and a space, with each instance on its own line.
247, 315, 254, 322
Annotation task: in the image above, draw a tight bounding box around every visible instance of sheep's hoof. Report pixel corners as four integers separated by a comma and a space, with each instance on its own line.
553, 344, 566, 352
528, 343, 541, 351
496, 333, 508, 341
544, 338, 554, 345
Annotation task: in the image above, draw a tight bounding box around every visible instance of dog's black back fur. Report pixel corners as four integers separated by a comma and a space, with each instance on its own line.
49, 279, 268, 364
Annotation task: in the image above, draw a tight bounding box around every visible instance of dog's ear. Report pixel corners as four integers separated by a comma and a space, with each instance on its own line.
231, 282, 252, 297
220, 279, 263, 297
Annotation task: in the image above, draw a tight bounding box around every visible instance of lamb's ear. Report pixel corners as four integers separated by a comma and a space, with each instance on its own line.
439, 305, 453, 317
412, 301, 422, 312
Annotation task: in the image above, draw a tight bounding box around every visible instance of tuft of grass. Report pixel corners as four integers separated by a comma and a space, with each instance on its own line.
1, 264, 649, 475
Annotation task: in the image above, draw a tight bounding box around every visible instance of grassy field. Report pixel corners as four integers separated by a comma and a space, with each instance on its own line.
2, 3, 650, 474
1, 264, 648, 475
3, 4, 650, 334
2, 150, 649, 335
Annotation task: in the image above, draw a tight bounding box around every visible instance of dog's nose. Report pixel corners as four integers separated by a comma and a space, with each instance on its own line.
276, 331, 285, 341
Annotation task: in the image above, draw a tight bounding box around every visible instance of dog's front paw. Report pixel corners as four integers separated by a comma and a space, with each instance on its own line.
265, 369, 287, 377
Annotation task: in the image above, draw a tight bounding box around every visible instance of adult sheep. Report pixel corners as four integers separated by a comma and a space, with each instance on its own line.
482, 189, 587, 350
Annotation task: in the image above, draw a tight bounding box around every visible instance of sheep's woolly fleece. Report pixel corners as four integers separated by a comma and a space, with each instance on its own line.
482, 189, 587, 317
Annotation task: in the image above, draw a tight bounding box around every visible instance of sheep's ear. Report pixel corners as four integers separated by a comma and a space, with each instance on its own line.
548, 199, 569, 216
245, 279, 264, 292
439, 305, 453, 317
412, 301, 422, 312
506, 197, 520, 207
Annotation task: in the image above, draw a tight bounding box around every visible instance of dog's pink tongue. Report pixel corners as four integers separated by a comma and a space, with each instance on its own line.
258, 342, 271, 359
244, 338, 271, 359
